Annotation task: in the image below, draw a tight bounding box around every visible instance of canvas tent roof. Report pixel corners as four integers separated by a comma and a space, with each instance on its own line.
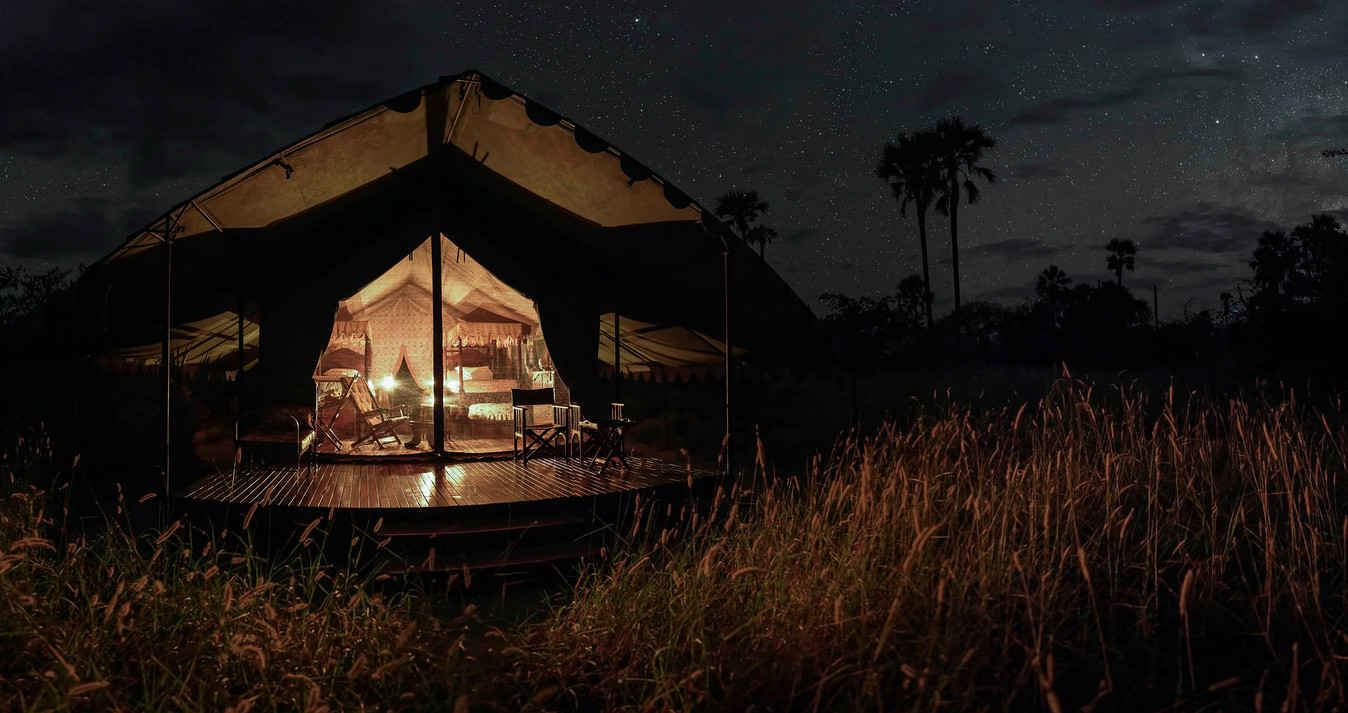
67, 70, 828, 408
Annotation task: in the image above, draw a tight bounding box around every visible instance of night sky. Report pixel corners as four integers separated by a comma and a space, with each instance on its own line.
2, 1, 1346, 318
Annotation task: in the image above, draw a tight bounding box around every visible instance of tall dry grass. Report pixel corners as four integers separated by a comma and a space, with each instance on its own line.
7, 377, 1348, 711
523, 378, 1348, 711
0, 431, 518, 712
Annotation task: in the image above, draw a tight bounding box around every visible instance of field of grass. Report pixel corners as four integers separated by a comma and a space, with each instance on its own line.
5, 377, 1348, 711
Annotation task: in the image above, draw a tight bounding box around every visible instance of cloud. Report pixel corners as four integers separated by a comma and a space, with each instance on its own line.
1086, 0, 1175, 8
970, 238, 1060, 261
1179, 1, 1225, 36
1141, 202, 1280, 254
1263, 112, 1348, 147
1006, 66, 1243, 127
904, 66, 1001, 113
0, 198, 123, 262
973, 283, 1032, 303
898, 0, 998, 48
1179, 0, 1324, 37
734, 158, 779, 179
1008, 161, 1065, 181
1235, 0, 1322, 34
1007, 88, 1145, 127
1137, 256, 1227, 274
791, 166, 827, 187
0, 1, 402, 185
779, 227, 818, 245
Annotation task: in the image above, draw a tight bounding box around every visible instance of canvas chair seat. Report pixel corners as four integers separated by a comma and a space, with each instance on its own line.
348, 375, 409, 449
512, 387, 568, 463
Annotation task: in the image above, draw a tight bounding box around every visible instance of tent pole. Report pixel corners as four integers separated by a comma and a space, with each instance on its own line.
614, 301, 621, 407
456, 339, 463, 431
236, 293, 243, 471
722, 237, 732, 474
162, 217, 173, 500
425, 81, 450, 456
432, 235, 445, 455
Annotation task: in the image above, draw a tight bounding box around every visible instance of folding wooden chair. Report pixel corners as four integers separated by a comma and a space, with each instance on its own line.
349, 375, 410, 449
512, 387, 568, 463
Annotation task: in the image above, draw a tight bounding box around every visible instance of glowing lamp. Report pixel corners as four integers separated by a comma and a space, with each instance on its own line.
381, 374, 396, 391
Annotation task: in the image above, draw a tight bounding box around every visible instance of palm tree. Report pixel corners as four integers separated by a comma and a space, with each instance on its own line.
1035, 264, 1072, 300
745, 224, 776, 259
714, 190, 769, 248
1035, 264, 1072, 330
930, 116, 997, 316
1105, 238, 1137, 286
876, 130, 940, 331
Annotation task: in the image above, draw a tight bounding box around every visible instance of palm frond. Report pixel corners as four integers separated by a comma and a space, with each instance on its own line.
964, 180, 981, 205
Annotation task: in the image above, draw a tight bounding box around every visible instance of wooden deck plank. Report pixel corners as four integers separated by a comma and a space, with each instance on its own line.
178, 456, 719, 510
403, 470, 426, 508
274, 470, 302, 507
405, 471, 432, 508
234, 468, 274, 504
304, 471, 330, 509
427, 467, 459, 507
296, 469, 324, 508
390, 470, 413, 509
388, 472, 411, 509
185, 472, 225, 501
300, 471, 325, 509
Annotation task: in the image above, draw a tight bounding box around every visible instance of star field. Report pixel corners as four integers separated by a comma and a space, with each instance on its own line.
1, 0, 1345, 318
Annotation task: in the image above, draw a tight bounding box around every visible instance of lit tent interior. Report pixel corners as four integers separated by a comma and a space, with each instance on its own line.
64, 70, 828, 458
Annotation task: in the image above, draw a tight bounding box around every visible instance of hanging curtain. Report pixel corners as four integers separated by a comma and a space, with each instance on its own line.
446, 320, 526, 348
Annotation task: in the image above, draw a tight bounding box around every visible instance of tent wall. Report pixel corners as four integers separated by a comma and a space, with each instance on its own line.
65, 70, 831, 420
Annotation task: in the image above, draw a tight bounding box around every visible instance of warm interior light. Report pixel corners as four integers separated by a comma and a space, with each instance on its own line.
381, 374, 396, 390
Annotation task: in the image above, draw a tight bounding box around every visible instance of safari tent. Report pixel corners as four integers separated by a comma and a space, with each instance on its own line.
61, 70, 824, 462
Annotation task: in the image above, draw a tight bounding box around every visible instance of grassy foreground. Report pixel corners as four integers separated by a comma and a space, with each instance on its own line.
5, 379, 1348, 711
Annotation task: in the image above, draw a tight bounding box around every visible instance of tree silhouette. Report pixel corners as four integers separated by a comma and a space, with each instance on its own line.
1105, 239, 1137, 286
1245, 214, 1348, 371
1291, 213, 1348, 304
894, 274, 929, 332
877, 130, 941, 331
1035, 265, 1072, 332
820, 291, 896, 362
0, 264, 73, 327
714, 190, 772, 257
1248, 229, 1298, 312
1035, 264, 1072, 299
744, 224, 776, 259
930, 116, 997, 317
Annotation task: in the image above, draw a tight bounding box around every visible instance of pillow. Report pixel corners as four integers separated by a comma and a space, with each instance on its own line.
463, 366, 493, 381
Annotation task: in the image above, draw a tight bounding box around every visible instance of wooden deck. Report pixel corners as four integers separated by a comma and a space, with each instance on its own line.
178, 456, 721, 509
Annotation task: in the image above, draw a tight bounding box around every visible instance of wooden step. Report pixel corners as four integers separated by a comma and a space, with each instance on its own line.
374, 510, 589, 537
382, 539, 600, 575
